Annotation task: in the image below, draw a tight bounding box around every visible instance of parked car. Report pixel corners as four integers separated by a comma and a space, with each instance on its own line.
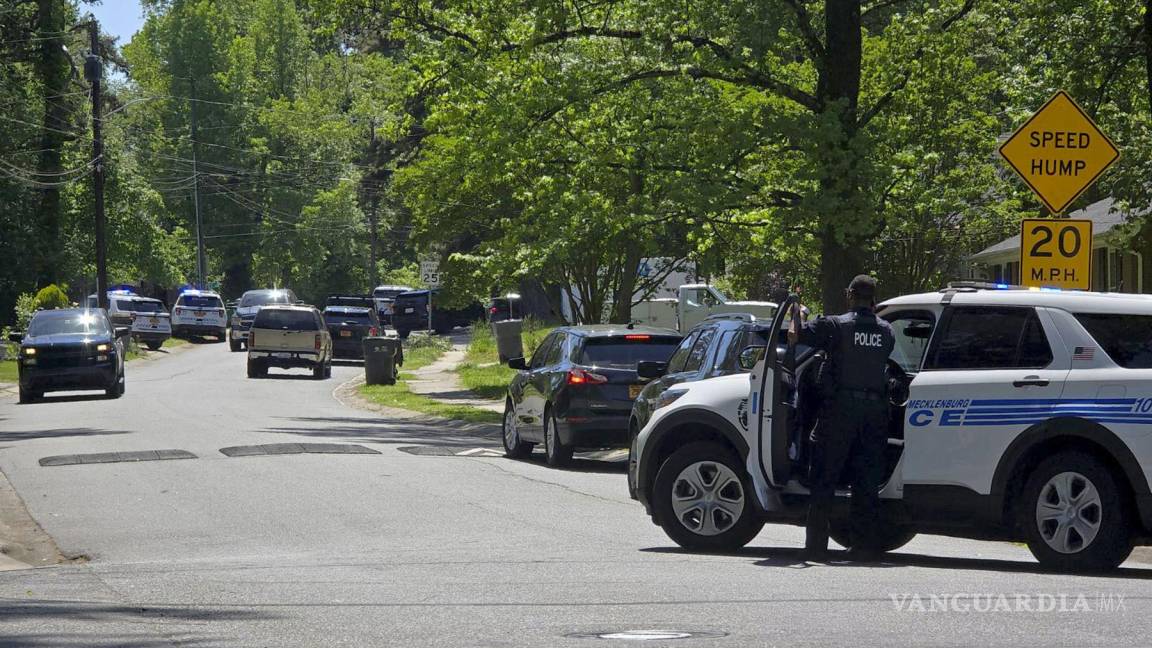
323, 305, 382, 359
229, 288, 298, 352
245, 305, 332, 379
9, 308, 130, 403
391, 290, 484, 337
630, 284, 777, 332
502, 325, 682, 466
486, 295, 521, 322
372, 285, 415, 325
171, 289, 227, 341
126, 297, 172, 351
86, 288, 154, 327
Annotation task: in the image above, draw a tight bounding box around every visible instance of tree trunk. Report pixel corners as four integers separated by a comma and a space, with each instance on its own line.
1145, 0, 1152, 113
611, 169, 646, 324
34, 0, 71, 286
814, 0, 865, 313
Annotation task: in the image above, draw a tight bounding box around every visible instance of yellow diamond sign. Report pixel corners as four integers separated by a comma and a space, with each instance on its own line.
999, 90, 1120, 214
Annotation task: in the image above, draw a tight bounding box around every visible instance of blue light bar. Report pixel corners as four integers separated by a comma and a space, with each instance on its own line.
995, 283, 1009, 289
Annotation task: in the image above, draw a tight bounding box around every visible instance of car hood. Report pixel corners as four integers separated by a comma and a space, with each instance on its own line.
26, 333, 111, 347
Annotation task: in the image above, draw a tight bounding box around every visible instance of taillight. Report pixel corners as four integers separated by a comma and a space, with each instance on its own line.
624, 334, 650, 340
314, 334, 321, 350
369, 327, 378, 336
568, 368, 608, 385
489, 306, 498, 314
249, 331, 255, 347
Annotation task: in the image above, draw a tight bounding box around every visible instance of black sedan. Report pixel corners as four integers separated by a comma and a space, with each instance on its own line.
323, 305, 382, 359
502, 325, 682, 466
9, 308, 130, 403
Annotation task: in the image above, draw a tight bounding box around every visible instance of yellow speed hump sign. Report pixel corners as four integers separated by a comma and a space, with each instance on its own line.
999, 91, 1119, 214
1019, 218, 1092, 290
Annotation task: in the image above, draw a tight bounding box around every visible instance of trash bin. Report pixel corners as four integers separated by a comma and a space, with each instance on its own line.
492, 319, 524, 363
363, 337, 401, 385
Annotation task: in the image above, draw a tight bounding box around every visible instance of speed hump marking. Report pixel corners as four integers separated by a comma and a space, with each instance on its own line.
1019, 219, 1092, 290
999, 91, 1119, 215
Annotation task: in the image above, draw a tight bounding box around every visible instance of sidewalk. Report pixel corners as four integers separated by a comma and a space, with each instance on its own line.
404, 342, 504, 413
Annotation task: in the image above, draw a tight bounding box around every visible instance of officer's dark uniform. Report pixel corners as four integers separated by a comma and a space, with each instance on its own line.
794, 280, 895, 556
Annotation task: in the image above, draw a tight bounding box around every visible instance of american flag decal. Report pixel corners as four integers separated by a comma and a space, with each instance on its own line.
1073, 346, 1095, 361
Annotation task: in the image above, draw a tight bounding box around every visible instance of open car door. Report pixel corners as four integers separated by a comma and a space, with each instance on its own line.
751, 294, 798, 488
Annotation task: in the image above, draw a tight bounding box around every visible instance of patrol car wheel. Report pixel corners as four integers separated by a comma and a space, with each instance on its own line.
653, 442, 763, 553
502, 400, 533, 459
1020, 452, 1133, 572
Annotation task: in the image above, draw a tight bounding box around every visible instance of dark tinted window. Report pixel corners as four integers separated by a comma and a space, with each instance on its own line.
682, 327, 718, 373
254, 309, 318, 330
578, 335, 681, 367
1075, 313, 1152, 368
545, 333, 566, 365
716, 327, 773, 373
325, 309, 373, 321
116, 299, 167, 313
928, 307, 1052, 370
666, 332, 698, 373
240, 291, 292, 307
179, 295, 223, 308
29, 311, 111, 336
530, 333, 558, 369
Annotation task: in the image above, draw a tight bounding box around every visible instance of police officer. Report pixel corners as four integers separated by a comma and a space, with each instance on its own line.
788, 274, 895, 561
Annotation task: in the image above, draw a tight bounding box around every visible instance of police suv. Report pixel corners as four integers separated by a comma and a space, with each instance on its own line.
171, 289, 227, 341
630, 284, 1152, 571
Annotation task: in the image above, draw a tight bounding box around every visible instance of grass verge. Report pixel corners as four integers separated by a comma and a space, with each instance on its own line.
0, 360, 17, 383
457, 319, 554, 400
357, 334, 501, 424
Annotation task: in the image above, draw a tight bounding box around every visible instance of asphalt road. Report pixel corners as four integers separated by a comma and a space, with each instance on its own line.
1, 342, 1151, 647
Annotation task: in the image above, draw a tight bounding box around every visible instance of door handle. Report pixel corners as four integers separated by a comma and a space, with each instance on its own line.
1013, 376, 1050, 388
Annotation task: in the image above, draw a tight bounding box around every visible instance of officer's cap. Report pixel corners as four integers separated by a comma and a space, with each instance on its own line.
847, 274, 877, 299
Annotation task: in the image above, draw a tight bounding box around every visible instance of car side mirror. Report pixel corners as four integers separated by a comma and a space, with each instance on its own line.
637, 360, 668, 379
7, 332, 24, 343
114, 327, 132, 339
507, 357, 528, 371
739, 345, 767, 371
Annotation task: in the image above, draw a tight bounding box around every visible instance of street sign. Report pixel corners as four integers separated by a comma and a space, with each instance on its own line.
1019, 218, 1092, 290
998, 90, 1119, 215
420, 260, 441, 288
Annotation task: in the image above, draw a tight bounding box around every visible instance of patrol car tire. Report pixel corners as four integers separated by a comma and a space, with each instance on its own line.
1019, 451, 1133, 572
829, 525, 916, 554
502, 400, 533, 459
653, 442, 764, 553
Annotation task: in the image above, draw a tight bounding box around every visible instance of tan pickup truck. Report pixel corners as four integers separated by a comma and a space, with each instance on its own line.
246, 305, 333, 379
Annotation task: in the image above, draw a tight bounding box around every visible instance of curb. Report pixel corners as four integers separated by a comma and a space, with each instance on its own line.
334, 374, 502, 438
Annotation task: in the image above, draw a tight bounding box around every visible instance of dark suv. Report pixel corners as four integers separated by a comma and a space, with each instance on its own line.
9, 308, 131, 403
391, 290, 483, 337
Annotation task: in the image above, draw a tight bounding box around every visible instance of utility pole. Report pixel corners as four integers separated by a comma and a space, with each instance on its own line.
189, 80, 206, 288
84, 19, 108, 309
367, 119, 380, 287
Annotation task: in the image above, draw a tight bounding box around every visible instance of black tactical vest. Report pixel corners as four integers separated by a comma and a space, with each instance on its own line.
826, 309, 895, 395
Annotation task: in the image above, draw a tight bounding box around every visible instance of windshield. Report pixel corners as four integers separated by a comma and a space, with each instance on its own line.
179, 295, 224, 309
579, 336, 682, 367
254, 309, 317, 330
240, 291, 292, 307
29, 311, 111, 337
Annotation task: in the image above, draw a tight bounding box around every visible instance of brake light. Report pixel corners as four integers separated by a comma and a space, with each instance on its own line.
369, 327, 378, 336
568, 368, 608, 385
249, 331, 255, 347
315, 334, 321, 350
490, 306, 498, 314
624, 334, 650, 340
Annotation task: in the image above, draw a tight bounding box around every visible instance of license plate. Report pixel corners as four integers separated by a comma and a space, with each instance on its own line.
629, 385, 644, 399
340, 330, 352, 337
273, 352, 293, 359
404, 307, 415, 314
194, 311, 205, 317
149, 317, 159, 325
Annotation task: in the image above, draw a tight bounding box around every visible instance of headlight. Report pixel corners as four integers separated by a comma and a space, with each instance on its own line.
22, 347, 36, 356
653, 389, 688, 411
95, 343, 110, 352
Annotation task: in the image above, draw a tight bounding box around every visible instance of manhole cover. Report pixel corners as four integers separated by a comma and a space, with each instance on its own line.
40, 449, 197, 467
567, 630, 727, 641
397, 446, 503, 457
219, 443, 380, 457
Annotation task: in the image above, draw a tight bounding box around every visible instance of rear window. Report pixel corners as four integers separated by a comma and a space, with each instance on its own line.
578, 335, 681, 367
116, 299, 167, 313
1075, 313, 1152, 368
325, 309, 372, 321
254, 309, 318, 330
179, 295, 223, 309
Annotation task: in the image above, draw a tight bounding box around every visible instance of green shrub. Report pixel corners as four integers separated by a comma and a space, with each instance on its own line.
404, 332, 453, 352
14, 292, 39, 330
34, 284, 71, 310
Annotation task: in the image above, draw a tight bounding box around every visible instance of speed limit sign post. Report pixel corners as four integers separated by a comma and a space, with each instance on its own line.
1019, 219, 1092, 290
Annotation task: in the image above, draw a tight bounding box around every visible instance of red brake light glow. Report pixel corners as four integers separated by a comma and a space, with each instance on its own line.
314, 334, 322, 350
624, 334, 650, 341
568, 369, 608, 385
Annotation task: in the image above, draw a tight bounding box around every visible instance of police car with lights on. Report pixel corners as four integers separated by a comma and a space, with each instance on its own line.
630, 282, 1152, 571
171, 288, 227, 341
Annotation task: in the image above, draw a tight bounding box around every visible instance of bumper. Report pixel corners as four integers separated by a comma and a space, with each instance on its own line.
175, 323, 226, 335
558, 414, 630, 449
248, 350, 321, 369
21, 362, 117, 392
133, 332, 170, 343
332, 339, 365, 358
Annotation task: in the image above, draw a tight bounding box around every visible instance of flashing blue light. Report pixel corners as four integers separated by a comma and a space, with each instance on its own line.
995, 283, 1009, 289
1039, 287, 1062, 292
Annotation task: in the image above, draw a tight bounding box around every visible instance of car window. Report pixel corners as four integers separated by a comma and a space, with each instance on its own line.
883, 310, 936, 374
29, 311, 111, 336
178, 295, 223, 309
1074, 313, 1152, 368
666, 332, 698, 373
240, 291, 291, 307
325, 309, 373, 321
711, 330, 740, 373
253, 309, 319, 331
927, 307, 1052, 370
682, 327, 718, 374
545, 333, 566, 365
530, 333, 557, 369
579, 335, 682, 368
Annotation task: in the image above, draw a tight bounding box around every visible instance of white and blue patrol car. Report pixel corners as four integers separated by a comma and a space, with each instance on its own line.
630, 284, 1152, 571
171, 289, 227, 341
